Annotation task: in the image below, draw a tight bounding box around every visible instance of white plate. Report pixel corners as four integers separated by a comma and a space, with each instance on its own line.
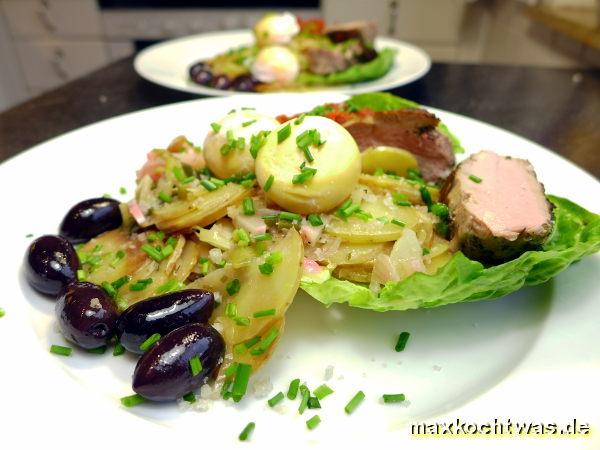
134, 30, 431, 96
2, 94, 599, 450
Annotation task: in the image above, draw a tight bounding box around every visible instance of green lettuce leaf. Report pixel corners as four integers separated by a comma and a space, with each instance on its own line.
297, 48, 396, 86
300, 196, 600, 311
345, 92, 465, 154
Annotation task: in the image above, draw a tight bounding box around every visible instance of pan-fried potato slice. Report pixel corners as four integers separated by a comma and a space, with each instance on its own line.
361, 146, 418, 177
154, 183, 251, 232
359, 173, 439, 205
188, 229, 303, 372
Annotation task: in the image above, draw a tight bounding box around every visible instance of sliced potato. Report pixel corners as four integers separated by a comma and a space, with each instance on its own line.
361, 146, 418, 176
154, 183, 251, 232
322, 242, 389, 266
334, 265, 372, 283
359, 173, 439, 205
195, 218, 234, 251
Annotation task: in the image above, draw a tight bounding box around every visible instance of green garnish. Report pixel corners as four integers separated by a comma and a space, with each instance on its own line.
307, 397, 321, 409
129, 278, 153, 291
249, 327, 279, 356
294, 113, 306, 125
210, 122, 222, 133
307, 214, 323, 226
382, 393, 406, 403
243, 198, 255, 216
373, 167, 385, 176
419, 186, 433, 207
147, 231, 165, 242
87, 346, 107, 354
234, 316, 250, 326
267, 392, 285, 407
172, 166, 187, 182
263, 174, 274, 192
469, 174, 483, 183
119, 187, 127, 195
249, 130, 270, 159
111, 275, 130, 290
113, 341, 125, 356
161, 244, 174, 258
430, 203, 449, 218
394, 331, 410, 352
226, 279, 241, 296
139, 333, 161, 351
279, 211, 302, 222
155, 279, 181, 295
25, 233, 34, 238
391, 218, 406, 227
110, 249, 126, 268
266, 252, 282, 265
189, 354, 203, 376
141, 244, 164, 262
277, 123, 291, 143
292, 167, 317, 184
298, 385, 310, 414
120, 393, 145, 408
210, 177, 225, 188
0, 307, 4, 318
253, 233, 272, 242
238, 422, 255, 441
253, 308, 276, 318
392, 192, 412, 207
302, 147, 314, 162
225, 302, 238, 318
158, 191, 172, 203
422, 248, 431, 256
101, 281, 117, 299
231, 363, 252, 402
287, 378, 300, 400
77, 269, 87, 281
242, 120, 256, 127
233, 228, 251, 246
313, 384, 333, 400
50, 344, 72, 356
201, 179, 217, 191
258, 262, 273, 275
344, 391, 365, 414
183, 392, 196, 403
306, 415, 321, 430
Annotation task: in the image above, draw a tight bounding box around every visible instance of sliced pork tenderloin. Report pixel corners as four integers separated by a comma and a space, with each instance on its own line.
440, 150, 553, 263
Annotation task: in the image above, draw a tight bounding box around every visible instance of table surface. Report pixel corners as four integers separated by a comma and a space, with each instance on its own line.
1, 57, 599, 178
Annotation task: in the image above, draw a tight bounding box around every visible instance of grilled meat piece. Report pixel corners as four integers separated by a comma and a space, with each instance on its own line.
306, 47, 352, 75
440, 150, 553, 263
325, 21, 377, 45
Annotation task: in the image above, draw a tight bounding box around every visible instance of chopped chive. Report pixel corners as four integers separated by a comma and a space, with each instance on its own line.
302, 147, 314, 162
354, 211, 372, 222
210, 177, 225, 188
430, 203, 449, 218
267, 391, 285, 407
129, 278, 153, 291
119, 187, 127, 195
263, 174, 274, 192
141, 244, 164, 262
392, 192, 412, 207
307, 397, 321, 409
313, 384, 333, 400
422, 248, 431, 256
101, 281, 117, 299
139, 333, 161, 351
253, 233, 272, 242
250, 327, 279, 356
0, 307, 4, 318
242, 119, 256, 127
25, 233, 34, 238
158, 191, 172, 203
238, 422, 255, 441
244, 336, 261, 349
240, 179, 254, 188
469, 174, 482, 183
382, 393, 406, 403
166, 235, 178, 247
113, 341, 125, 356
172, 166, 186, 182
234, 316, 250, 326
287, 378, 300, 400
87, 345, 107, 354
224, 363, 239, 378
210, 122, 222, 133
292, 167, 317, 184
277, 123, 291, 143
395, 331, 410, 352
243, 198, 255, 216
189, 354, 203, 376
306, 415, 321, 430
391, 218, 406, 227
225, 302, 238, 318
110, 249, 126, 268
298, 385, 310, 414
155, 279, 181, 295
226, 279, 241, 296
407, 168, 423, 181
258, 262, 273, 275
307, 214, 323, 226
160, 244, 174, 258
341, 203, 360, 217
419, 186, 433, 207
147, 231, 165, 242
111, 275, 130, 291
120, 393, 145, 407
279, 211, 301, 222
50, 344, 72, 356
183, 392, 196, 403
266, 251, 282, 265
231, 363, 252, 402
77, 269, 87, 281
344, 391, 365, 414
373, 167, 385, 176
201, 179, 217, 191
294, 113, 306, 125
253, 308, 276, 318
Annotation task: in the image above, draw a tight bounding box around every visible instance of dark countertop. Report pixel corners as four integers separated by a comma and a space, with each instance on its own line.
1, 57, 599, 178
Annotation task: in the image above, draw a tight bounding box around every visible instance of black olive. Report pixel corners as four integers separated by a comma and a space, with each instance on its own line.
231, 75, 256, 92
191, 68, 213, 86
116, 289, 215, 354
189, 62, 208, 79
25, 235, 79, 296
212, 74, 231, 90
59, 198, 122, 244
56, 282, 119, 349
133, 323, 225, 401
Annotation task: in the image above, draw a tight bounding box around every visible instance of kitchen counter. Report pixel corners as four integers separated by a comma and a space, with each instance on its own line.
0, 57, 598, 178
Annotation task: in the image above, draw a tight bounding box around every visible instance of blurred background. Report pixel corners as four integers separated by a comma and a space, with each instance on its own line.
0, 0, 598, 112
